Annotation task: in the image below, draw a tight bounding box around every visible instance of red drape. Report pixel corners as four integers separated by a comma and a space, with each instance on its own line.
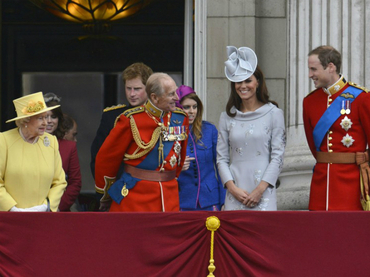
0, 211, 369, 277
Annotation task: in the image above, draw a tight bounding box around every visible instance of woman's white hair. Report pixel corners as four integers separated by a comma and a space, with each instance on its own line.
15, 117, 31, 127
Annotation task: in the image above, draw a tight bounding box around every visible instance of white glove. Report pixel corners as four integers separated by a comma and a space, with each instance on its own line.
9, 204, 48, 212
10, 206, 23, 212
10, 206, 32, 212
27, 204, 48, 212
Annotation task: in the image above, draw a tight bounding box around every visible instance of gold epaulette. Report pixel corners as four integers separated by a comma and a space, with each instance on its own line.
103, 104, 127, 112
123, 106, 144, 117
172, 107, 187, 116
348, 81, 369, 93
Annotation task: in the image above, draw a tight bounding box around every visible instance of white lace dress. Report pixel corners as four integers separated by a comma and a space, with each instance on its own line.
217, 103, 286, 211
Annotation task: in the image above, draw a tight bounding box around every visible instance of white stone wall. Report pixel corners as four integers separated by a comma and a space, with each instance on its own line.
204, 0, 287, 127
205, 0, 256, 126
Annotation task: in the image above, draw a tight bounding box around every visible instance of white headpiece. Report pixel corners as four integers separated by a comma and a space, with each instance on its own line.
224, 46, 258, 82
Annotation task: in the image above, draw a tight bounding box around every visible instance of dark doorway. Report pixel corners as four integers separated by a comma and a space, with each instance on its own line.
1, 0, 185, 192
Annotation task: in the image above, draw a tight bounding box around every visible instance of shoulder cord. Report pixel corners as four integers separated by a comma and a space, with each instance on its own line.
124, 116, 162, 160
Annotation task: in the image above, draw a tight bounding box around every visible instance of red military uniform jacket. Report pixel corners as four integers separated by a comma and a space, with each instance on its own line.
303, 76, 370, 210
95, 100, 189, 212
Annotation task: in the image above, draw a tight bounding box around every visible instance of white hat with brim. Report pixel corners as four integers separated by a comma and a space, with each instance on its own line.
224, 46, 258, 82
6, 92, 60, 123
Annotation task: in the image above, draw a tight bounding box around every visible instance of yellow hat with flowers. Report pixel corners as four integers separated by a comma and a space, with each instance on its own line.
6, 92, 60, 123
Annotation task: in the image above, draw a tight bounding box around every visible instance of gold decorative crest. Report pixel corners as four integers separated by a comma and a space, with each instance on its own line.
340, 92, 354, 99
121, 184, 129, 197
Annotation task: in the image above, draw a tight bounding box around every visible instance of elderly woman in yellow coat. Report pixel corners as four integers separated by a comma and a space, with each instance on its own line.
0, 92, 67, 212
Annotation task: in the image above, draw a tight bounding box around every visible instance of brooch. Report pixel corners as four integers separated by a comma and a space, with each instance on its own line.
43, 137, 50, 147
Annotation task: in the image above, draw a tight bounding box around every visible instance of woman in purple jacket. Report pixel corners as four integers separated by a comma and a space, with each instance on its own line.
176, 86, 226, 211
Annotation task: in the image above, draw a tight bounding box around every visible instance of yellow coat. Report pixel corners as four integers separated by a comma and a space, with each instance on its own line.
0, 128, 67, 211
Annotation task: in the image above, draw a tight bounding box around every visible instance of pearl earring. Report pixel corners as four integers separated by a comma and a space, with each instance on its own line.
25, 124, 27, 128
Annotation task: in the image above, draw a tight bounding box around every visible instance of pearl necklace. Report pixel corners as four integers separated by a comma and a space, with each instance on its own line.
19, 128, 39, 144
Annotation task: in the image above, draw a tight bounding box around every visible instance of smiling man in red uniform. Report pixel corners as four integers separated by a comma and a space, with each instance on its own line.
303, 45, 370, 210
95, 73, 189, 212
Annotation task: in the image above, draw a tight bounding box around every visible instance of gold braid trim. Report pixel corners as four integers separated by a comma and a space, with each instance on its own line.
158, 136, 164, 165
124, 116, 161, 160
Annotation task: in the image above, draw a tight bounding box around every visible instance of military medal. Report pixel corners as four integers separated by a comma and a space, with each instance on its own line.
341, 133, 354, 148
174, 141, 181, 154
165, 125, 187, 141
340, 100, 346, 115
345, 100, 351, 114
162, 127, 169, 141
170, 154, 177, 167
340, 116, 353, 131
160, 113, 171, 141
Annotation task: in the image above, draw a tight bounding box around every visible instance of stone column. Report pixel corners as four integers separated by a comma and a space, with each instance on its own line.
278, 0, 370, 210
204, 0, 257, 124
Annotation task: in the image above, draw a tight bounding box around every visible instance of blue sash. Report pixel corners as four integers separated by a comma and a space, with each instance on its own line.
313, 86, 362, 151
